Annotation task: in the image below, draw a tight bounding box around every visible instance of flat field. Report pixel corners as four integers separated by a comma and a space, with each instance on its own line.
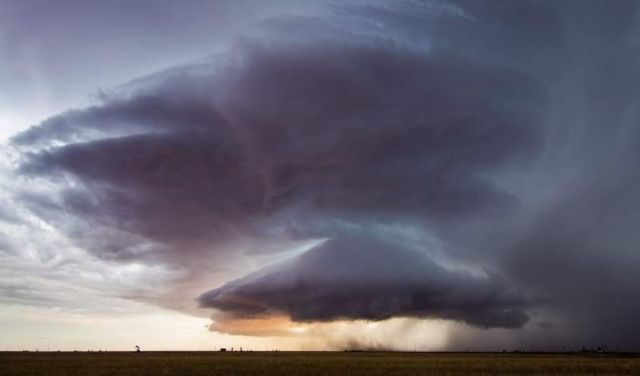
1, 351, 639, 376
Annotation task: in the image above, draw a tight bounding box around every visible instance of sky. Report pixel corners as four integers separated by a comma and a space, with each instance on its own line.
1, 0, 640, 352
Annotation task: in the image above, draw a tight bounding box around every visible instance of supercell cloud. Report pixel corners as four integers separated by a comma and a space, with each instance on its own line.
7, 0, 640, 349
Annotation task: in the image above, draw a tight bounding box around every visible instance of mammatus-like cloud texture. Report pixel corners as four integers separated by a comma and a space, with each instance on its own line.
10, 0, 640, 349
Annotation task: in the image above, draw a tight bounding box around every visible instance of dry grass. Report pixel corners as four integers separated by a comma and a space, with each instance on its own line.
1, 351, 639, 375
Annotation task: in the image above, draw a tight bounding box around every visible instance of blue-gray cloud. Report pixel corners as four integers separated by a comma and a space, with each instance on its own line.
199, 236, 529, 328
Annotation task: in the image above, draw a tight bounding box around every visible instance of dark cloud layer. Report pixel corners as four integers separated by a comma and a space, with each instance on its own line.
15, 31, 542, 262
10, 0, 640, 349
199, 237, 528, 328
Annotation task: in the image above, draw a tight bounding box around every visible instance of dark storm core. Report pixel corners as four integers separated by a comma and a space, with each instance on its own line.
10, 1, 640, 349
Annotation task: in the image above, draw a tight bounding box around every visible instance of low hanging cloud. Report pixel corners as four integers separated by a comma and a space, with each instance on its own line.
8, 0, 640, 349
199, 236, 529, 328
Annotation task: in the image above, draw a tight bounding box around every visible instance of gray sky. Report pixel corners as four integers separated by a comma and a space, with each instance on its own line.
2, 0, 640, 351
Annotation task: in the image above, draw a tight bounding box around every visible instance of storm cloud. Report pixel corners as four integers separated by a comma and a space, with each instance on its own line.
8, 0, 640, 349
199, 236, 529, 328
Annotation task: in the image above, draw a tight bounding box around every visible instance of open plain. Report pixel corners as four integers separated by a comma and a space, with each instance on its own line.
1, 351, 639, 376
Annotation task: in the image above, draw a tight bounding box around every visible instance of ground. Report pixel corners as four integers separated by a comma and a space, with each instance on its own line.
1, 351, 639, 375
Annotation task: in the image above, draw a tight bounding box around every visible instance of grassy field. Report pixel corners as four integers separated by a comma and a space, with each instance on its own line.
1, 351, 639, 376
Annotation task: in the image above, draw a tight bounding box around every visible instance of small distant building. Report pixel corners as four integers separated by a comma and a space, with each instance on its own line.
220, 348, 227, 352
